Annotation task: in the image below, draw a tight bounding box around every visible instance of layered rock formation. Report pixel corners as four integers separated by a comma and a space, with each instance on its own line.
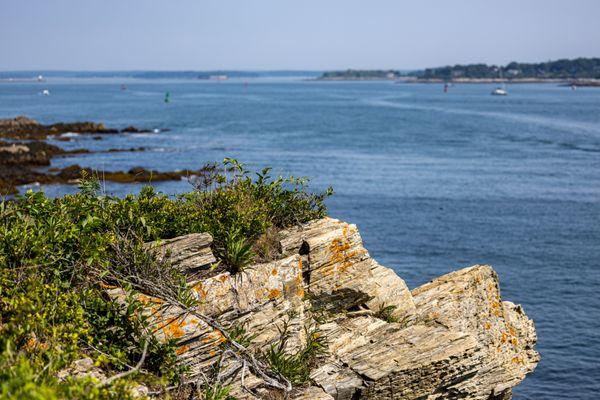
110, 217, 539, 399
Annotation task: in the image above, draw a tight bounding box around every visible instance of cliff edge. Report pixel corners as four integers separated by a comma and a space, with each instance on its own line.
111, 217, 539, 399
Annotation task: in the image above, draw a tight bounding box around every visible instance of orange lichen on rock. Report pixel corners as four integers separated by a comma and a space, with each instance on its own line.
271, 268, 278, 276
193, 282, 207, 300
175, 345, 189, 355
329, 238, 351, 265
161, 316, 185, 339
512, 356, 524, 365
268, 288, 281, 299
214, 331, 226, 346
137, 294, 152, 304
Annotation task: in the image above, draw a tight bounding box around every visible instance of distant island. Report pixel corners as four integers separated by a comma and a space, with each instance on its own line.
317, 69, 400, 80
317, 58, 600, 86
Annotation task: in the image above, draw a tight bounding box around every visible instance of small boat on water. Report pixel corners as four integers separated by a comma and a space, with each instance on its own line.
41, 89, 50, 96
491, 68, 508, 96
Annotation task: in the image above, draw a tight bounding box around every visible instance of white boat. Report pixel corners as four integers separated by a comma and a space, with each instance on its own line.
41, 89, 50, 96
491, 68, 508, 96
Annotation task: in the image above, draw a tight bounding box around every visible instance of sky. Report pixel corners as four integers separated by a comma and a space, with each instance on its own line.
1, 0, 600, 71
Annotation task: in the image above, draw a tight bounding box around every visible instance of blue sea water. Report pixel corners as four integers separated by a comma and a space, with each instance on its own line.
1, 78, 599, 399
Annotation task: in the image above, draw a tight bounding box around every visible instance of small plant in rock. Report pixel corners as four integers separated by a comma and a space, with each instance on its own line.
264, 320, 326, 385
373, 304, 399, 323
198, 382, 236, 400
225, 323, 257, 349
217, 229, 255, 274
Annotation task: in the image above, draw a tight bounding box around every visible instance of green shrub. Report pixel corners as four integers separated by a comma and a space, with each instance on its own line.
0, 160, 331, 397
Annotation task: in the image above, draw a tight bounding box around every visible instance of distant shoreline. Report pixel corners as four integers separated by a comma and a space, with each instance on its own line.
315, 76, 600, 86
317, 58, 600, 86
402, 77, 600, 86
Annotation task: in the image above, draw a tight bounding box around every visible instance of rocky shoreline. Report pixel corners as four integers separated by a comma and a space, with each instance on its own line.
105, 217, 539, 399
0, 116, 194, 195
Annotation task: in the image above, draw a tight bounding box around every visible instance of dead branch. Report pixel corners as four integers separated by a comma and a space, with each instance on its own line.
97, 339, 149, 388
100, 233, 292, 392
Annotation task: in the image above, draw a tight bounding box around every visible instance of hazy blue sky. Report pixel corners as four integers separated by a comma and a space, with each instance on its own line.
2, 0, 599, 71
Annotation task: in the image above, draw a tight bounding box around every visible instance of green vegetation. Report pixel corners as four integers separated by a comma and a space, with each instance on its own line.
263, 318, 326, 385
216, 229, 254, 274
373, 304, 399, 323
198, 383, 235, 400
418, 57, 600, 80
0, 159, 331, 399
319, 69, 399, 80
224, 324, 257, 349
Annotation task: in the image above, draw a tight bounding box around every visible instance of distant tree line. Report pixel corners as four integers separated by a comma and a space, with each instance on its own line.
319, 69, 400, 79
417, 58, 600, 80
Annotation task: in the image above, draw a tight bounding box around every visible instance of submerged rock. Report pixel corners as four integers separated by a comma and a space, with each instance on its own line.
0, 116, 156, 140
0, 116, 161, 194
108, 218, 539, 399
0, 116, 119, 140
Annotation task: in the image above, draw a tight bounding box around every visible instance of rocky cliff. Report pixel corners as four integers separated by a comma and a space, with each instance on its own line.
109, 217, 539, 399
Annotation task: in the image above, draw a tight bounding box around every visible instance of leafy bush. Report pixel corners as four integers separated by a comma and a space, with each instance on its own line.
0, 160, 331, 398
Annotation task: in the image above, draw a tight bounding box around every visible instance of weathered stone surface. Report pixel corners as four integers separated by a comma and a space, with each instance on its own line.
411, 265, 539, 399
280, 218, 415, 321
109, 219, 538, 399
56, 358, 148, 398
291, 386, 335, 399
109, 251, 308, 376
145, 233, 216, 276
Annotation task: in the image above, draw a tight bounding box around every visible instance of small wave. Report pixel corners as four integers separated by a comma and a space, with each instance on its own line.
363, 97, 600, 136
60, 132, 80, 137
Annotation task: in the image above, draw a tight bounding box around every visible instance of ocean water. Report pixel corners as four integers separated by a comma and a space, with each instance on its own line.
1, 78, 599, 399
